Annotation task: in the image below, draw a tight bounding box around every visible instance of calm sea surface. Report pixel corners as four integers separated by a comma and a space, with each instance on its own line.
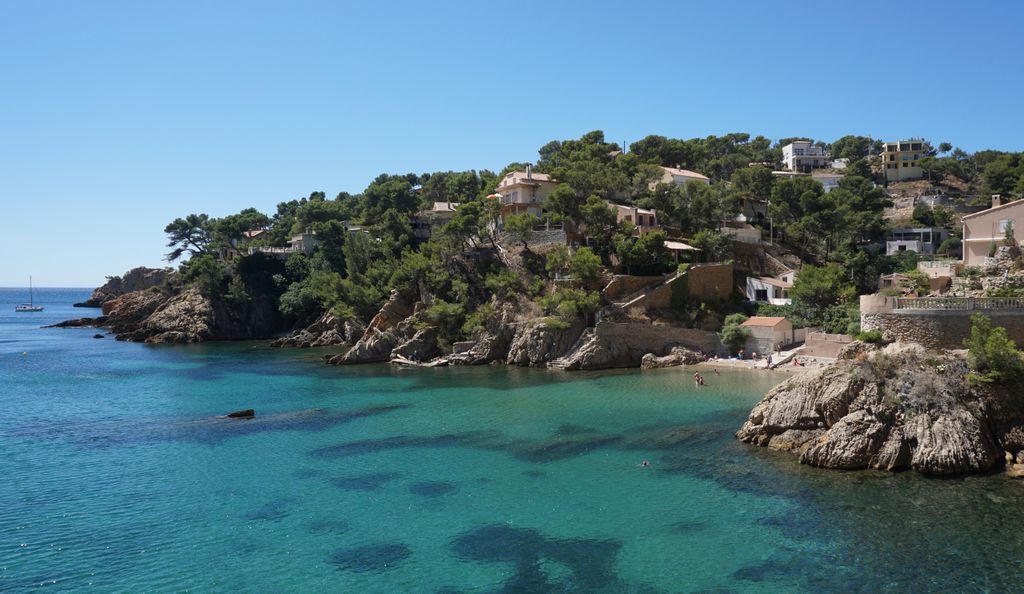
2, 288, 1023, 592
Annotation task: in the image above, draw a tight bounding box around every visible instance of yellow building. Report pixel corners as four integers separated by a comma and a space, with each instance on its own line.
881, 140, 925, 182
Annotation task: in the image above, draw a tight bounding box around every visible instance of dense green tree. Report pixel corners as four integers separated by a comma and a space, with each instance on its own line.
719, 313, 750, 354
569, 247, 602, 285
790, 264, 855, 314
689, 229, 731, 262
830, 135, 874, 160
164, 213, 214, 261
615, 230, 674, 275
730, 166, 774, 201
965, 313, 1024, 383
503, 213, 535, 249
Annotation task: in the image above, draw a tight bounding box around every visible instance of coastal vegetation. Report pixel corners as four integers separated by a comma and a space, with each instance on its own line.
65, 130, 1024, 364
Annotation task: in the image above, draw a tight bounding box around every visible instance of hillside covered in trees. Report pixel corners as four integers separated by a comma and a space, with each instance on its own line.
86, 130, 1024, 363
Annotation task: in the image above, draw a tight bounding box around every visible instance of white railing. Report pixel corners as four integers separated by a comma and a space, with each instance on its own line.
895, 297, 1024, 310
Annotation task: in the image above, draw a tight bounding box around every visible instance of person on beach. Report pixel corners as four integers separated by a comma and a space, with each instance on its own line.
766, 354, 773, 368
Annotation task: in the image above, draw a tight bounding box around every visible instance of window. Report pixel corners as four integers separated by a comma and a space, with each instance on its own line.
755, 289, 768, 301
889, 155, 895, 161
999, 219, 1013, 233
903, 163, 908, 167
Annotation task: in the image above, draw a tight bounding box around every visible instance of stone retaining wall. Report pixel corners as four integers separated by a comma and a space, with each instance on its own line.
861, 311, 1024, 350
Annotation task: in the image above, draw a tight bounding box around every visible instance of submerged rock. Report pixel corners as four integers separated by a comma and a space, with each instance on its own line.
227, 409, 255, 418
736, 342, 1020, 475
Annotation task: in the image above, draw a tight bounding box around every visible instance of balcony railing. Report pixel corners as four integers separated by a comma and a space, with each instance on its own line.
895, 297, 1024, 310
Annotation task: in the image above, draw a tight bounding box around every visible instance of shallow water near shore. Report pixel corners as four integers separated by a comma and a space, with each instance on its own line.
3, 288, 1024, 591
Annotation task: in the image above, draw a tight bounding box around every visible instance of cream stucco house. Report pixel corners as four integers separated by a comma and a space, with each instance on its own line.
495, 166, 558, 221
962, 196, 1024, 266
656, 166, 710, 187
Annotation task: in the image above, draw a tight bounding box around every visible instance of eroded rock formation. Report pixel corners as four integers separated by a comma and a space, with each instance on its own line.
737, 341, 1024, 475
74, 267, 174, 308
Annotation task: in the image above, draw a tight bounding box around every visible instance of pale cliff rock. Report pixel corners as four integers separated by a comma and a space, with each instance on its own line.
553, 322, 720, 371
329, 291, 415, 364
270, 312, 366, 348
75, 267, 174, 308
448, 303, 519, 366
736, 341, 1019, 475
506, 318, 585, 367
391, 327, 441, 362
640, 346, 703, 369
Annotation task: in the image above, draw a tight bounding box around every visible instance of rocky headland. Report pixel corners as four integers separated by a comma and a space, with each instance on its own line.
73, 267, 174, 308
737, 341, 1024, 476
53, 275, 285, 344
58, 267, 723, 371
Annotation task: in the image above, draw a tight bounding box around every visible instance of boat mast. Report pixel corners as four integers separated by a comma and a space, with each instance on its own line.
29, 276, 33, 306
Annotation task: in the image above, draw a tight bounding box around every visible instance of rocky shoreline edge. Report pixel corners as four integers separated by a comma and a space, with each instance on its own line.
736, 340, 1024, 478
52, 268, 728, 373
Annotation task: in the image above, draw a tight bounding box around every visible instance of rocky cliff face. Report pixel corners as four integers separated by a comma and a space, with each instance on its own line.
75, 267, 174, 308
737, 341, 1024, 476
328, 291, 416, 364
505, 319, 585, 367
270, 312, 366, 349
552, 322, 719, 371
62, 284, 286, 344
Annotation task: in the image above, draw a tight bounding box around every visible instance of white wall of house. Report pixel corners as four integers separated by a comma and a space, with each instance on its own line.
746, 277, 792, 305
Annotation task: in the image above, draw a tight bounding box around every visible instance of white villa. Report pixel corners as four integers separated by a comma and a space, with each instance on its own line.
781, 141, 828, 173
746, 270, 796, 305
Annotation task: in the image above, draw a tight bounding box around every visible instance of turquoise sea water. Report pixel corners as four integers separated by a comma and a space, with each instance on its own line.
3, 288, 1024, 592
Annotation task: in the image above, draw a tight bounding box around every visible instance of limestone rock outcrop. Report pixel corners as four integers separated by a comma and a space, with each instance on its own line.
506, 318, 585, 367
448, 304, 519, 366
328, 291, 416, 364
640, 346, 703, 369
270, 313, 366, 348
736, 341, 1020, 475
131, 287, 215, 343
391, 327, 441, 362
75, 267, 174, 308
553, 322, 719, 371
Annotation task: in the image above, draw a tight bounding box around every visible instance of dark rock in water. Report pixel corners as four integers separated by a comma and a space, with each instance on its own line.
736, 341, 1023, 476
92, 334, 104, 339
227, 409, 255, 418
45, 316, 108, 328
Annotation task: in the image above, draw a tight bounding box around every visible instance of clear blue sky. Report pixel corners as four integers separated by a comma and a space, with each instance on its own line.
2, 0, 1022, 287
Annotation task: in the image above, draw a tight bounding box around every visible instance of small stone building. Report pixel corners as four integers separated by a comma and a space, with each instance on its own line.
741, 316, 794, 355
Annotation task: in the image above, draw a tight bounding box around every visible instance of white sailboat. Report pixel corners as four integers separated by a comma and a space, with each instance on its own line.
15, 276, 44, 312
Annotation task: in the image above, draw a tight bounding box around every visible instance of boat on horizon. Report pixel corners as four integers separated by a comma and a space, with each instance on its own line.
15, 276, 44, 312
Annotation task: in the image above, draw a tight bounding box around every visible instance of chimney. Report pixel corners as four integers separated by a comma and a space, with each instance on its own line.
993, 194, 1002, 208
527, 163, 532, 180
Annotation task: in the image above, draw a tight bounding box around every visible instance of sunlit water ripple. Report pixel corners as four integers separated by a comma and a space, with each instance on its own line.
2, 288, 1023, 591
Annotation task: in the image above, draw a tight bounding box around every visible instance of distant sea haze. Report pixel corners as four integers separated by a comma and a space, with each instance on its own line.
2, 289, 1024, 590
